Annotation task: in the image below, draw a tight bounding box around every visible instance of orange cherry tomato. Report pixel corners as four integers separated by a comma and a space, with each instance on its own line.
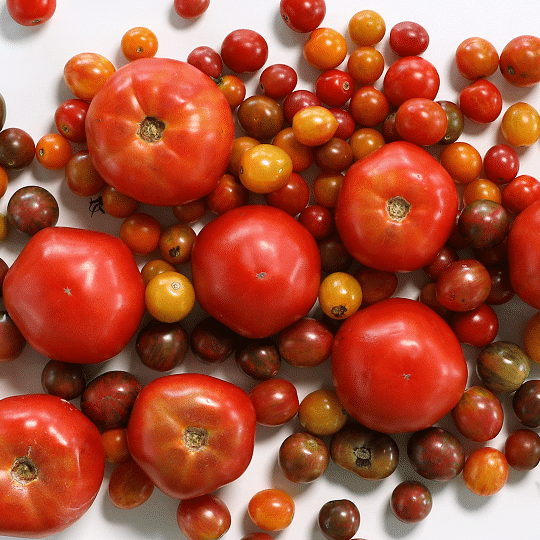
35, 133, 73, 170
348, 9, 386, 46
119, 212, 162, 255
303, 27, 348, 71
248, 489, 295, 532
121, 27, 159, 61
63, 52, 116, 102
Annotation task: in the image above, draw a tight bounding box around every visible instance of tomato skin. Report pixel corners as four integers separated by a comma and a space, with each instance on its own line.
85, 58, 234, 207
0, 393, 105, 538
499, 35, 540, 87
335, 141, 459, 272
508, 199, 540, 308
127, 373, 256, 500
462, 447, 509, 496
332, 298, 468, 434
6, 0, 56, 25
2, 227, 146, 364
191, 205, 321, 338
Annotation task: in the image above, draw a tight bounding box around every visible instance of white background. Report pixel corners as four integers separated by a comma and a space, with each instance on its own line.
2, 0, 540, 539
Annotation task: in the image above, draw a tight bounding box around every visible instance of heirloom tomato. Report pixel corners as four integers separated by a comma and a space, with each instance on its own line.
508, 199, 540, 308
332, 298, 468, 433
85, 57, 234, 207
127, 373, 256, 500
191, 205, 321, 338
335, 141, 459, 272
0, 394, 104, 538
3, 227, 145, 364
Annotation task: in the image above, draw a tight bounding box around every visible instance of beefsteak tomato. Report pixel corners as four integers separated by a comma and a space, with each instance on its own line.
508, 199, 540, 309
191, 204, 321, 338
332, 297, 468, 433
3, 226, 146, 364
0, 393, 105, 538
126, 373, 257, 499
85, 57, 235, 207
334, 141, 459, 272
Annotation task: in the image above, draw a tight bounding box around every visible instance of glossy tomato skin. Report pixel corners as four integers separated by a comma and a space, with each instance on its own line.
3, 227, 146, 364
6, 0, 56, 25
86, 58, 234, 207
0, 394, 105, 538
126, 373, 256, 500
335, 141, 459, 272
191, 205, 321, 338
508, 199, 540, 308
332, 298, 468, 433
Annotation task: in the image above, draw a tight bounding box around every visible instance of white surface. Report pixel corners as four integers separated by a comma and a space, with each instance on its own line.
2, 0, 540, 539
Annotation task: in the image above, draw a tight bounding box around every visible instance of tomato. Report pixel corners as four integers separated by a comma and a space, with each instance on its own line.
389, 21, 429, 57
346, 46, 385, 86
7, 185, 58, 236
315, 69, 355, 107
502, 174, 540, 214
189, 317, 236, 364
121, 26, 159, 61
0, 311, 26, 362
483, 144, 519, 185
499, 34, 540, 87
458, 79, 503, 123
35, 133, 72, 170
455, 36, 499, 79
501, 101, 540, 147
177, 494, 231, 540
247, 489, 295, 531
54, 98, 89, 143
249, 378, 299, 426
41, 359, 86, 400
264, 171, 310, 215
108, 458, 154, 510
298, 389, 348, 436
173, 0, 210, 19
278, 432, 329, 483
85, 57, 234, 207
318, 271, 362, 320
0, 394, 104, 537
314, 136, 353, 173
457, 199, 509, 250
335, 141, 459, 272
235, 338, 281, 380
394, 97, 448, 146
6, 0, 55, 25
3, 227, 146, 364
504, 429, 540, 470
187, 45, 223, 78
237, 96, 284, 140
512, 380, 540, 428
0, 127, 35, 170
390, 481, 432, 524
220, 29, 268, 73
191, 205, 320, 338
63, 52, 115, 102
348, 9, 385, 46
215, 74, 246, 109
450, 303, 499, 348
303, 27, 348, 71
462, 447, 509, 496
437, 100, 465, 144
65, 150, 105, 197
508, 200, 540, 308
292, 105, 339, 146
127, 373, 256, 500
259, 64, 298, 100
332, 297, 468, 433
279, 0, 326, 33
318, 499, 361, 540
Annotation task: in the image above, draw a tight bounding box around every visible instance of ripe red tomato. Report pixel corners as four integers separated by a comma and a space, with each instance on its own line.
0, 394, 105, 537
2, 227, 146, 364
499, 35, 540, 87
6, 0, 56, 25
508, 199, 540, 308
220, 29, 269, 73
332, 297, 468, 433
85, 57, 234, 206
191, 205, 321, 338
126, 373, 256, 500
279, 0, 326, 33
335, 141, 459, 272
458, 79, 503, 123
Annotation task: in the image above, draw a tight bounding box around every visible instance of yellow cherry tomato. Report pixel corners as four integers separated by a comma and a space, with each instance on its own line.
501, 102, 540, 147
145, 271, 195, 323
292, 106, 339, 147
348, 10, 386, 46
318, 271, 363, 320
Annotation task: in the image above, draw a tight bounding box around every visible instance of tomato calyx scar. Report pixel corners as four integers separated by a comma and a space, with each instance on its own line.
10, 455, 39, 486
138, 116, 165, 143
386, 196, 411, 222
353, 446, 371, 468
183, 426, 209, 451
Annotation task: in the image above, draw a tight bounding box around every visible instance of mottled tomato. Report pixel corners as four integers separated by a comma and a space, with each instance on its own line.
278, 431, 329, 483
85, 57, 234, 206
318, 499, 360, 540
512, 379, 540, 428
0, 394, 104, 538
332, 298, 468, 433
457, 199, 509, 250
63, 52, 115, 102
7, 186, 59, 236
249, 378, 299, 426
335, 141, 459, 272
41, 359, 86, 401
391, 481, 432, 523
3, 227, 146, 364
389, 21, 429, 57
462, 447, 509, 496
127, 373, 256, 500
108, 458, 154, 510
177, 494, 231, 540
189, 316, 236, 364
191, 205, 320, 338
235, 338, 281, 380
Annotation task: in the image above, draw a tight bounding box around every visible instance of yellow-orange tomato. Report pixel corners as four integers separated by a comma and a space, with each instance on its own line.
319, 271, 363, 320
524, 310, 540, 363
119, 212, 162, 255
0, 167, 8, 199
292, 106, 339, 146
0, 213, 8, 242
239, 143, 293, 194
347, 46, 385, 86
216, 74, 246, 109
298, 389, 348, 436
501, 102, 540, 147
348, 9, 386, 46
35, 133, 73, 170
272, 127, 315, 172
440, 141, 483, 184
248, 489, 295, 532
121, 27, 159, 61
101, 428, 131, 464
63, 52, 116, 102
144, 270, 195, 323
349, 127, 385, 161
462, 178, 502, 206
303, 27, 348, 71
102, 185, 140, 218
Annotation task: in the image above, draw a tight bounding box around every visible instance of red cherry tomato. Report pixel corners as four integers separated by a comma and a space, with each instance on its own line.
389, 21, 429, 57
459, 79, 503, 123
220, 29, 269, 73
6, 0, 56, 25
279, 0, 326, 33
173, 0, 210, 19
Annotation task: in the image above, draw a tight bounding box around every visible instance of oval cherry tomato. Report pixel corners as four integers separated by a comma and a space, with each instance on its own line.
462, 447, 509, 496
63, 52, 115, 102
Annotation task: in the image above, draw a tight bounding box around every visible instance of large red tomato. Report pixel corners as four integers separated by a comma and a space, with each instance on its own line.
85, 57, 235, 207
508, 199, 540, 308
0, 394, 105, 538
332, 298, 468, 434
191, 204, 321, 338
3, 226, 146, 364
335, 141, 459, 272
126, 373, 256, 500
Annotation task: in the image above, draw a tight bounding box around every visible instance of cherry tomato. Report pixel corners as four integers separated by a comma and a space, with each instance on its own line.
177, 494, 231, 540
512, 379, 540, 428
462, 177, 502, 205
41, 359, 86, 401
247, 489, 295, 532
187, 45, 223, 78
501, 101, 540, 146
459, 78, 503, 123
65, 150, 105, 197
119, 212, 162, 255
121, 26, 158, 61
502, 174, 540, 214
348, 9, 385, 46
462, 447, 509, 496
249, 378, 299, 426
457, 199, 509, 250
63, 52, 116, 102
499, 34, 540, 87
391, 481, 432, 523
259, 63, 298, 100
215, 74, 246, 109
272, 127, 314, 172
315, 69, 355, 107
524, 311, 540, 363
504, 429, 540, 470
439, 141, 482, 184
313, 172, 344, 207
279, 0, 326, 33
173, 0, 210, 19
483, 144, 519, 185
348, 85, 390, 127
264, 171, 310, 215
0, 127, 35, 170
450, 303, 499, 347
389, 21, 429, 56
298, 389, 347, 436
437, 100, 465, 144
158, 223, 196, 265
54, 98, 89, 143
354, 266, 398, 306
35, 133, 73, 170
318, 498, 360, 540
206, 173, 249, 215
172, 198, 207, 223
237, 95, 284, 140
108, 458, 154, 509
455, 36, 499, 79
282, 89, 321, 124
101, 427, 130, 464
303, 27, 348, 71
6, 0, 56, 25
0, 311, 26, 362
278, 431, 329, 483
346, 46, 385, 86
348, 127, 385, 160
7, 185, 59, 236
318, 271, 362, 320
394, 97, 448, 146
235, 338, 281, 380
189, 316, 236, 364
220, 29, 268, 73
101, 185, 140, 218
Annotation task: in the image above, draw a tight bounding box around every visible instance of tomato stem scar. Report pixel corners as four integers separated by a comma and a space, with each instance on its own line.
386, 196, 411, 221
137, 116, 165, 142
10, 456, 39, 485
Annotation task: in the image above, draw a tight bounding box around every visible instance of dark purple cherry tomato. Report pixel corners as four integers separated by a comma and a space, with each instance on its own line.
235, 338, 281, 380
259, 64, 298, 100
318, 234, 354, 274
485, 265, 515, 305
249, 378, 299, 426
512, 379, 540, 428
450, 303, 499, 348
318, 499, 360, 540
278, 431, 329, 483
458, 199, 509, 250
187, 45, 223, 78
437, 100, 464, 144
190, 316, 236, 364
391, 481, 432, 524
80, 370, 143, 431
7, 185, 59, 236
280, 0, 326, 33
41, 359, 86, 400
504, 429, 540, 470
423, 244, 459, 280
136, 319, 189, 372
54, 98, 89, 143
0, 127, 35, 170
389, 21, 429, 57
407, 426, 465, 481
483, 144, 520, 185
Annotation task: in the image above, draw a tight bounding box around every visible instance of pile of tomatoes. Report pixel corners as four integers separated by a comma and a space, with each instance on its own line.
2, 1, 540, 539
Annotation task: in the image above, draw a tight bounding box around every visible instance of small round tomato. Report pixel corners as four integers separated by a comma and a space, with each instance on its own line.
303, 27, 348, 71
394, 97, 448, 146
0, 127, 35, 170
502, 174, 540, 214
349, 85, 390, 127
119, 212, 162, 255
347, 46, 385, 86
450, 303, 499, 348
462, 447, 509, 496
439, 141, 482, 184
35, 133, 72, 170
264, 171, 310, 215
298, 389, 347, 436
101, 185, 139, 218
215, 74, 246, 109
505, 429, 540, 470
65, 150, 105, 197
220, 29, 268, 73
524, 311, 540, 364
462, 177, 502, 205
278, 432, 329, 483
315, 69, 355, 107
190, 316, 236, 364
313, 172, 344, 207
173, 0, 209, 19
0, 311, 26, 362
282, 89, 321, 123
501, 101, 540, 146
318, 235, 354, 274
54, 98, 89, 143
248, 489, 295, 532
391, 481, 432, 524
177, 494, 231, 540
108, 458, 154, 510
483, 144, 519, 185
292, 105, 339, 146
6, 0, 56, 25
279, 0, 326, 33
389, 21, 429, 56
459, 79, 503, 123
7, 185, 59, 236
141, 259, 174, 284
349, 127, 385, 160
259, 63, 298, 100
41, 359, 86, 400
455, 36, 499, 79
237, 95, 284, 140
354, 266, 398, 306
318, 499, 360, 540
63, 52, 116, 102
437, 100, 465, 144
172, 199, 207, 223
499, 34, 540, 87
298, 204, 334, 240
318, 271, 362, 320
457, 199, 509, 250
206, 173, 249, 215
249, 378, 299, 426
348, 9, 385, 46
235, 338, 281, 380
272, 127, 314, 172
121, 26, 158, 61
187, 45, 223, 78
512, 379, 540, 428
101, 428, 130, 464
158, 223, 196, 265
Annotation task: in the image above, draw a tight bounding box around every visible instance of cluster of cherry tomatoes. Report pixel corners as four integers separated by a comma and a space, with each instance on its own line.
3, 0, 540, 539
